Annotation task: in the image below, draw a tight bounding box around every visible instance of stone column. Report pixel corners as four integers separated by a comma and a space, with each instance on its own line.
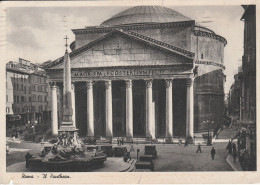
145, 79, 155, 139
58, 85, 63, 124
86, 81, 94, 137
51, 84, 58, 135
165, 79, 173, 141
71, 82, 76, 127
186, 78, 194, 140
105, 80, 113, 137
125, 80, 133, 139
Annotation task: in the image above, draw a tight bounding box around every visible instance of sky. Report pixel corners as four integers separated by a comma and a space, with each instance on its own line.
5, 5, 244, 94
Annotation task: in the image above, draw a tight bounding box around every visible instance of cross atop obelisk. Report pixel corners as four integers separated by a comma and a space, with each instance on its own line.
59, 35, 78, 135
64, 35, 69, 52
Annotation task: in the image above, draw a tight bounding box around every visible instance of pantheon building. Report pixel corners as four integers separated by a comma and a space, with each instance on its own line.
45, 6, 227, 141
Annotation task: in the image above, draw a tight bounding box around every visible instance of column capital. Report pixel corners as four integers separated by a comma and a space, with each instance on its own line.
50, 82, 58, 89
104, 80, 111, 90
86, 80, 93, 90
145, 79, 153, 88
165, 79, 173, 88
125, 80, 132, 89
186, 78, 194, 87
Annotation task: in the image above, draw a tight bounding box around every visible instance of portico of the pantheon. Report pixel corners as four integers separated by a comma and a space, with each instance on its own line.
44, 6, 227, 141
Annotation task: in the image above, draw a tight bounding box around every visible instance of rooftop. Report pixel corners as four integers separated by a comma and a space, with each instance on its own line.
100, 6, 191, 27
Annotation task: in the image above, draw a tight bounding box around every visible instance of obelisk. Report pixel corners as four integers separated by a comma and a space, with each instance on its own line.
59, 36, 78, 135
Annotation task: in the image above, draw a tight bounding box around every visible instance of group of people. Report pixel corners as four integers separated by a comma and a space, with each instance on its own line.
179, 137, 216, 160
226, 140, 237, 162
11, 129, 19, 141
117, 137, 124, 146
178, 138, 189, 147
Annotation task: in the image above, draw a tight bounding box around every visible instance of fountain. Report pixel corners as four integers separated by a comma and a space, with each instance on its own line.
26, 36, 106, 172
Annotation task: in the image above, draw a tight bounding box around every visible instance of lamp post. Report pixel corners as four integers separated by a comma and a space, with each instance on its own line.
204, 120, 214, 146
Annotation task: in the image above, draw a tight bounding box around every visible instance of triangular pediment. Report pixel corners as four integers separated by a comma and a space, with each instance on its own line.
48, 30, 194, 69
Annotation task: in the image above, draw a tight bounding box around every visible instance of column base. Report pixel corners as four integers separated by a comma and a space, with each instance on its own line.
165, 137, 174, 143
105, 136, 113, 143
186, 136, 194, 144
126, 136, 133, 143
145, 136, 156, 143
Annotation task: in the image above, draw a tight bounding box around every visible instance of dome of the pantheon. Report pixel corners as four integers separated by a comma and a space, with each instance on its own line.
100, 6, 191, 27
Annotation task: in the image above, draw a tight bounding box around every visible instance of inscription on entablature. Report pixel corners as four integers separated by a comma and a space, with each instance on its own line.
72, 69, 165, 78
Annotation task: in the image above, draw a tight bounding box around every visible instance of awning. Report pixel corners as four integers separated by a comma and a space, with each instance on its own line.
237, 120, 255, 126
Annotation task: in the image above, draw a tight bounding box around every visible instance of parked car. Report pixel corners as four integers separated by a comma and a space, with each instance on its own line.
135, 160, 154, 171
113, 146, 127, 157
86, 145, 98, 152
144, 145, 157, 158
100, 145, 113, 157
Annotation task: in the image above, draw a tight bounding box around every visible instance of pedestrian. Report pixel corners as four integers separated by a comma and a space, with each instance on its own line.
196, 143, 202, 153
233, 150, 237, 163
184, 139, 188, 147
130, 144, 135, 152
25, 152, 32, 168
232, 142, 236, 152
12, 132, 16, 141
41, 134, 45, 145
178, 138, 182, 146
121, 138, 124, 145
25, 123, 28, 130
226, 140, 232, 155
6, 144, 9, 155
211, 147, 216, 160
117, 137, 120, 146
15, 130, 18, 139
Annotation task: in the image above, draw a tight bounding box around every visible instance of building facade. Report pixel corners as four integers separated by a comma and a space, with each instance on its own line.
237, 5, 256, 171
228, 68, 242, 117
6, 58, 51, 127
45, 6, 226, 140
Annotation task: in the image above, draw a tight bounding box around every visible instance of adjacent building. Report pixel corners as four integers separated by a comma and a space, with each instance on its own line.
237, 5, 256, 171
6, 58, 51, 127
228, 67, 242, 117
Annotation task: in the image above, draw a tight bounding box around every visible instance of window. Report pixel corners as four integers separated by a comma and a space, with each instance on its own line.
14, 96, 16, 103
29, 97, 32, 102
21, 84, 23, 91
39, 105, 42, 112
21, 96, 24, 103
6, 107, 9, 114
33, 95, 36, 102
17, 96, 19, 103
24, 86, 26, 93
6, 95, 8, 102
201, 54, 204, 59
38, 95, 41, 102
44, 96, 47, 102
